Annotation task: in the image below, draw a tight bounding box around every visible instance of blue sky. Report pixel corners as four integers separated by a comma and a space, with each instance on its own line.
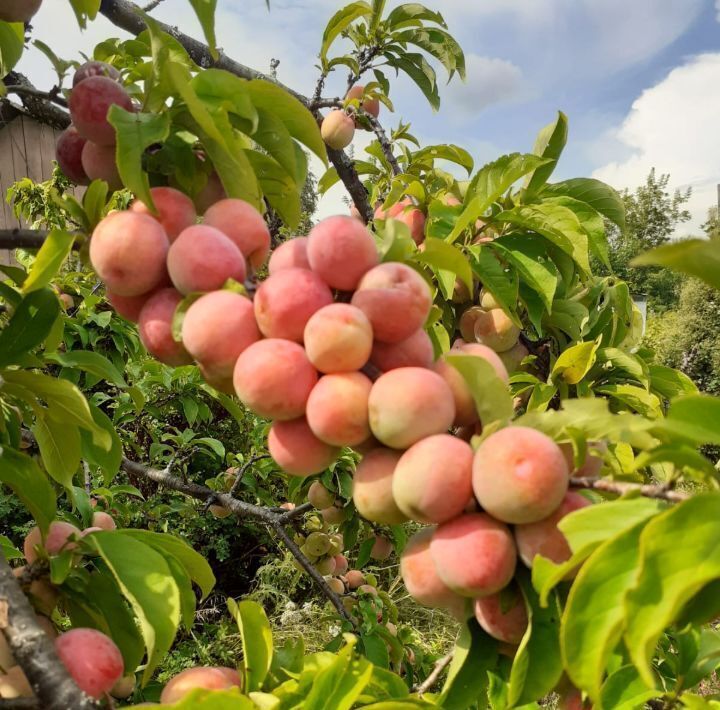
18, 0, 720, 234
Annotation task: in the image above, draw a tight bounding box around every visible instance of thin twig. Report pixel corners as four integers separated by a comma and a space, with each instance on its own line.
363, 112, 401, 176
142, 0, 165, 10
228, 454, 270, 498
414, 652, 453, 694
0, 229, 82, 250
570, 477, 689, 503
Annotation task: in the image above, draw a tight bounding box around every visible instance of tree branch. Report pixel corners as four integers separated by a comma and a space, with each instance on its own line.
363, 112, 401, 177
0, 555, 98, 710
0, 230, 81, 250
120, 457, 356, 626
570, 477, 689, 503
414, 651, 453, 694
3, 86, 67, 109
2, 73, 70, 130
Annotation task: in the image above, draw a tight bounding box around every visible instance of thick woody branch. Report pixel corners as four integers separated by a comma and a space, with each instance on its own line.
2, 73, 70, 130
120, 457, 356, 626
0, 555, 98, 710
0, 230, 83, 250
3, 85, 67, 109
570, 477, 689, 503
363, 112, 401, 176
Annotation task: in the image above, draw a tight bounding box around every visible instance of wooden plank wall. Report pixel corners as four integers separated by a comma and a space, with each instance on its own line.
0, 114, 64, 266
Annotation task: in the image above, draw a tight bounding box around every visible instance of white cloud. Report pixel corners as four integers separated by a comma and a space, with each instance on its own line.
592, 53, 720, 236
445, 54, 527, 116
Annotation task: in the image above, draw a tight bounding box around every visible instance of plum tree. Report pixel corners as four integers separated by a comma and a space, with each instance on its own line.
267, 418, 339, 476
55, 126, 89, 185
81, 141, 122, 190
392, 434, 474, 524
0, 0, 42, 22
254, 268, 333, 342
268, 237, 311, 274
130, 187, 197, 242
304, 303, 373, 373
167, 225, 247, 295
89, 212, 169, 297
321, 110, 355, 149
368, 367, 455, 448
474, 587, 528, 644
306, 371, 372, 446
307, 216, 379, 291
203, 198, 271, 271
233, 339, 318, 420
352, 448, 408, 525
429, 513, 517, 597
55, 628, 124, 699
160, 667, 242, 704
69, 76, 133, 145
351, 263, 432, 342
370, 329, 434, 371
138, 289, 192, 366
473, 427, 569, 524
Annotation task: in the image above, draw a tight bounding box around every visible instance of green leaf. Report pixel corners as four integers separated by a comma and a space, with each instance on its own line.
524, 112, 568, 195
244, 149, 301, 228
600, 665, 658, 710
652, 395, 720, 445
532, 497, 664, 605
414, 237, 473, 293
109, 107, 171, 210
440, 620, 497, 709
624, 493, 720, 688
561, 520, 648, 703
0, 446, 56, 532
448, 154, 550, 242
46, 351, 127, 388
494, 203, 591, 275
22, 230, 76, 294
0, 21, 24, 78
411, 144, 473, 172
385, 53, 439, 110
552, 340, 600, 385
0, 289, 60, 366
245, 79, 327, 165
445, 354, 514, 426
32, 414, 81, 489
0, 536, 22, 560
542, 178, 626, 232
318, 167, 340, 194
80, 403, 122, 483
543, 195, 609, 267
386, 3, 447, 29
68, 0, 100, 28
631, 238, 720, 290
320, 2, 372, 63
187, 0, 218, 59
394, 28, 465, 81
648, 364, 698, 400
633, 444, 716, 480
160, 688, 252, 708
228, 599, 273, 692
594, 384, 662, 419
468, 246, 520, 322
88, 531, 181, 683
508, 573, 563, 706
82, 180, 109, 229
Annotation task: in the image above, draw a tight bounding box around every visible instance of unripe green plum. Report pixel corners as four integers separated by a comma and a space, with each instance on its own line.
307, 216, 379, 291
138, 289, 193, 367
111, 674, 136, 699
351, 263, 432, 343
459, 306, 484, 342
498, 341, 529, 374
305, 532, 332, 557
473, 427, 569, 524
328, 534, 344, 556
479, 289, 500, 310
203, 198, 271, 271
316, 556, 336, 575
268, 237, 310, 274
368, 367, 455, 449
254, 268, 333, 342
474, 587, 528, 644
430, 513, 517, 597
321, 505, 347, 525
393, 434, 473, 524
304, 303, 373, 373
307, 481, 335, 510
234, 339, 318, 420
321, 109, 355, 150
352, 448, 407, 525
130, 187, 197, 242
89, 212, 169, 297
160, 666, 241, 704
55, 628, 124, 699
474, 308, 521, 353
268, 418, 339, 477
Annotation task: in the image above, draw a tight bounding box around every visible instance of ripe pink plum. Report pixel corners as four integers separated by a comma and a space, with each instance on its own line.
400, 528, 465, 609
55, 628, 124, 699
392, 434, 473, 524
345, 570, 365, 589
334, 555, 349, 575
194, 171, 226, 215
160, 666, 242, 704
346, 85, 380, 119
374, 198, 425, 244
321, 110, 355, 150
268, 237, 311, 274
233, 339, 318, 420
368, 367, 455, 449
89, 212, 169, 297
430, 513, 517, 597
306, 372, 372, 446
55, 126, 89, 184
203, 198, 271, 271
69, 76, 133, 145
0, 0, 42, 22
473, 427, 569, 524
138, 289, 192, 366
474, 588, 528, 644
91, 512, 116, 531
370, 536, 393, 560
254, 268, 333, 342
351, 263, 432, 343
130, 187, 197, 242
352, 448, 408, 525
307, 216, 379, 291
167, 225, 246, 295
370, 329, 434, 371
514, 492, 591, 569
73, 61, 121, 87
182, 291, 260, 382
106, 290, 154, 323
81, 141, 122, 191
23, 521, 81, 564
268, 418, 340, 477
304, 303, 373, 373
